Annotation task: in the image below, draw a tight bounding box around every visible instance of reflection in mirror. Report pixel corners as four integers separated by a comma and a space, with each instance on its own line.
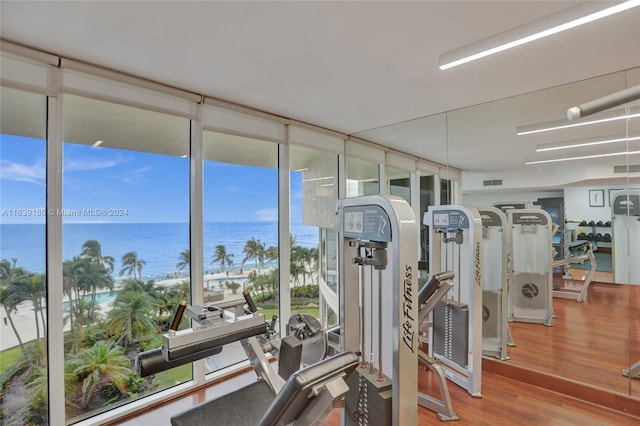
352, 68, 639, 402
388, 165, 411, 203
345, 156, 380, 197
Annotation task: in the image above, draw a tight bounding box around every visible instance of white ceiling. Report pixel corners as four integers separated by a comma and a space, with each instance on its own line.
1, 1, 640, 177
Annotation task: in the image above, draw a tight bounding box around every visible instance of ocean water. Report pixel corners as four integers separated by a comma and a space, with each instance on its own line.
0, 222, 318, 279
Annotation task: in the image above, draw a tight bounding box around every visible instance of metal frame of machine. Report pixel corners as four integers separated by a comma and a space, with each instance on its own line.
424, 205, 483, 397
507, 209, 554, 327
336, 195, 419, 426
476, 206, 511, 360
612, 190, 640, 284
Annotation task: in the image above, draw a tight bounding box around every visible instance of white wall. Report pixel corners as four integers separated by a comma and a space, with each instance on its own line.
461, 190, 562, 209
564, 186, 622, 223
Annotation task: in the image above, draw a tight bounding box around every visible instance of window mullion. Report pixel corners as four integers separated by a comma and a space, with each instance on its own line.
46, 91, 65, 426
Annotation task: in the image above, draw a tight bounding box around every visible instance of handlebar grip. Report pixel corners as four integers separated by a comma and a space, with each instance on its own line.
243, 290, 258, 313
170, 300, 188, 331
269, 315, 278, 331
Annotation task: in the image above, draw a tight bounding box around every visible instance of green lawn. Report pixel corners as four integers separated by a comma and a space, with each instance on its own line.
0, 345, 23, 376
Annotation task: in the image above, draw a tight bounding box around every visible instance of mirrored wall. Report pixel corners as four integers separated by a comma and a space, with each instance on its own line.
355, 67, 640, 399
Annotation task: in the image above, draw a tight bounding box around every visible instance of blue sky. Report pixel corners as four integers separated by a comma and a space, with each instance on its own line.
1, 134, 304, 224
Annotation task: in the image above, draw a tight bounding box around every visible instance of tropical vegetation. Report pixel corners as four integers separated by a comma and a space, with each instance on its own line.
0, 234, 320, 425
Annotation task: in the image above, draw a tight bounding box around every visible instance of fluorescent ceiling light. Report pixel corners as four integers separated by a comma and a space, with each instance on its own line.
439, 0, 640, 70
536, 134, 640, 152
302, 176, 334, 182
526, 149, 640, 165
517, 107, 640, 136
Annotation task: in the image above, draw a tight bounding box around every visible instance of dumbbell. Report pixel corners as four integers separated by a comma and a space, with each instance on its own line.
603, 233, 612, 242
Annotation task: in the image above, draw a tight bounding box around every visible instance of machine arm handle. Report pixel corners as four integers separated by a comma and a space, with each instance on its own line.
243, 290, 258, 313
170, 300, 188, 331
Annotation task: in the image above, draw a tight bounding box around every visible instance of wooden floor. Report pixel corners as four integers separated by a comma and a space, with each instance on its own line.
507, 277, 640, 396
114, 367, 638, 426
112, 277, 640, 425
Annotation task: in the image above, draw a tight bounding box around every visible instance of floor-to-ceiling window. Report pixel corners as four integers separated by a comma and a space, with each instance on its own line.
0, 86, 48, 425
289, 141, 339, 330
1, 45, 466, 425
61, 94, 191, 422
202, 129, 279, 373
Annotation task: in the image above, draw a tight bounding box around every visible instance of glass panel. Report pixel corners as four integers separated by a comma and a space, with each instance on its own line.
346, 156, 379, 197
202, 131, 278, 373
0, 87, 48, 425
290, 145, 338, 331
62, 94, 191, 423
440, 178, 453, 205
387, 165, 410, 203
418, 174, 435, 279
351, 69, 639, 400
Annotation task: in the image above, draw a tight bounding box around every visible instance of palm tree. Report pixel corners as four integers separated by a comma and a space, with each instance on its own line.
0, 258, 29, 355
67, 341, 131, 408
176, 249, 190, 271
265, 246, 278, 264
107, 290, 157, 348
120, 251, 146, 280
12, 272, 47, 339
291, 245, 310, 287
211, 245, 234, 271
81, 239, 115, 273
64, 256, 113, 330
242, 237, 265, 269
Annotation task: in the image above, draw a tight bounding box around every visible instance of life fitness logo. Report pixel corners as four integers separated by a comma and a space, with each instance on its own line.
522, 283, 539, 298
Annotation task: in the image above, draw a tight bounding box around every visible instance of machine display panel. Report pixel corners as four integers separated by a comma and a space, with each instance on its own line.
431, 210, 469, 229
342, 205, 392, 242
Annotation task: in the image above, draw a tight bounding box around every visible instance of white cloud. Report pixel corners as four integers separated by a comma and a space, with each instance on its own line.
255, 208, 278, 221
105, 165, 152, 185
0, 159, 45, 184
65, 156, 128, 171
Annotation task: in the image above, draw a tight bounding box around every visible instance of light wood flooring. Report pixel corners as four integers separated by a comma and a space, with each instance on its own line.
111, 276, 640, 425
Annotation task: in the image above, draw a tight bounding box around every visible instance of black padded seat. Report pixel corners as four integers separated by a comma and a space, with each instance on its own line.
419, 271, 455, 305
171, 351, 359, 426
171, 380, 275, 426
258, 351, 359, 426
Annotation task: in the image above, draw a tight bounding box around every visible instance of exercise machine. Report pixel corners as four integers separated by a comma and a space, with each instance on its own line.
135, 292, 358, 426
507, 209, 554, 326
417, 271, 460, 421
552, 248, 597, 302
623, 361, 640, 379
476, 206, 511, 360
424, 205, 482, 397
336, 195, 419, 425
612, 190, 640, 284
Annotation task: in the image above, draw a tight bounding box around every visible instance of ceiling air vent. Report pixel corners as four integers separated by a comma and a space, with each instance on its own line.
483, 179, 503, 186
613, 164, 640, 173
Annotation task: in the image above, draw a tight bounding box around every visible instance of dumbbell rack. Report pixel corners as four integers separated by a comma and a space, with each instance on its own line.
576, 221, 612, 252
